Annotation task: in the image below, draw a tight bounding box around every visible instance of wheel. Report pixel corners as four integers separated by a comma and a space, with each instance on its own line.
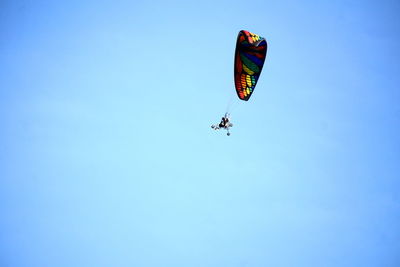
227, 132, 230, 136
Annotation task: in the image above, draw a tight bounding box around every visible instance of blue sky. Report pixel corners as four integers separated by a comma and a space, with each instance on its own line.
1, 1, 399, 266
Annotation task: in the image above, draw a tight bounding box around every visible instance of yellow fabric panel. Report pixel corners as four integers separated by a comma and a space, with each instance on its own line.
246, 75, 252, 87
243, 64, 254, 75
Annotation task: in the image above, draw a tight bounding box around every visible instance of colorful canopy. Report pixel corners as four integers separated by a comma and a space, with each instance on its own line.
234, 30, 267, 101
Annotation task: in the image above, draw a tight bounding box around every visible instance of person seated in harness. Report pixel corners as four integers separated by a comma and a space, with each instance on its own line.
211, 113, 233, 135
219, 116, 230, 128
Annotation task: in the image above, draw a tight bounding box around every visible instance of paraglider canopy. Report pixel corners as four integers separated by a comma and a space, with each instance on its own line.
234, 30, 267, 101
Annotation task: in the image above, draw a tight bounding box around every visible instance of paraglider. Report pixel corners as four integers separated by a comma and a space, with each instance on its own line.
211, 113, 233, 136
211, 30, 268, 136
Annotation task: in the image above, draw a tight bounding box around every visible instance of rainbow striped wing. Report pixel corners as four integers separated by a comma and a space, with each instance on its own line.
234, 30, 267, 101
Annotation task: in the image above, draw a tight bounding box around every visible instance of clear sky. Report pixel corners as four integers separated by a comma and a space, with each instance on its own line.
1, 1, 399, 266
